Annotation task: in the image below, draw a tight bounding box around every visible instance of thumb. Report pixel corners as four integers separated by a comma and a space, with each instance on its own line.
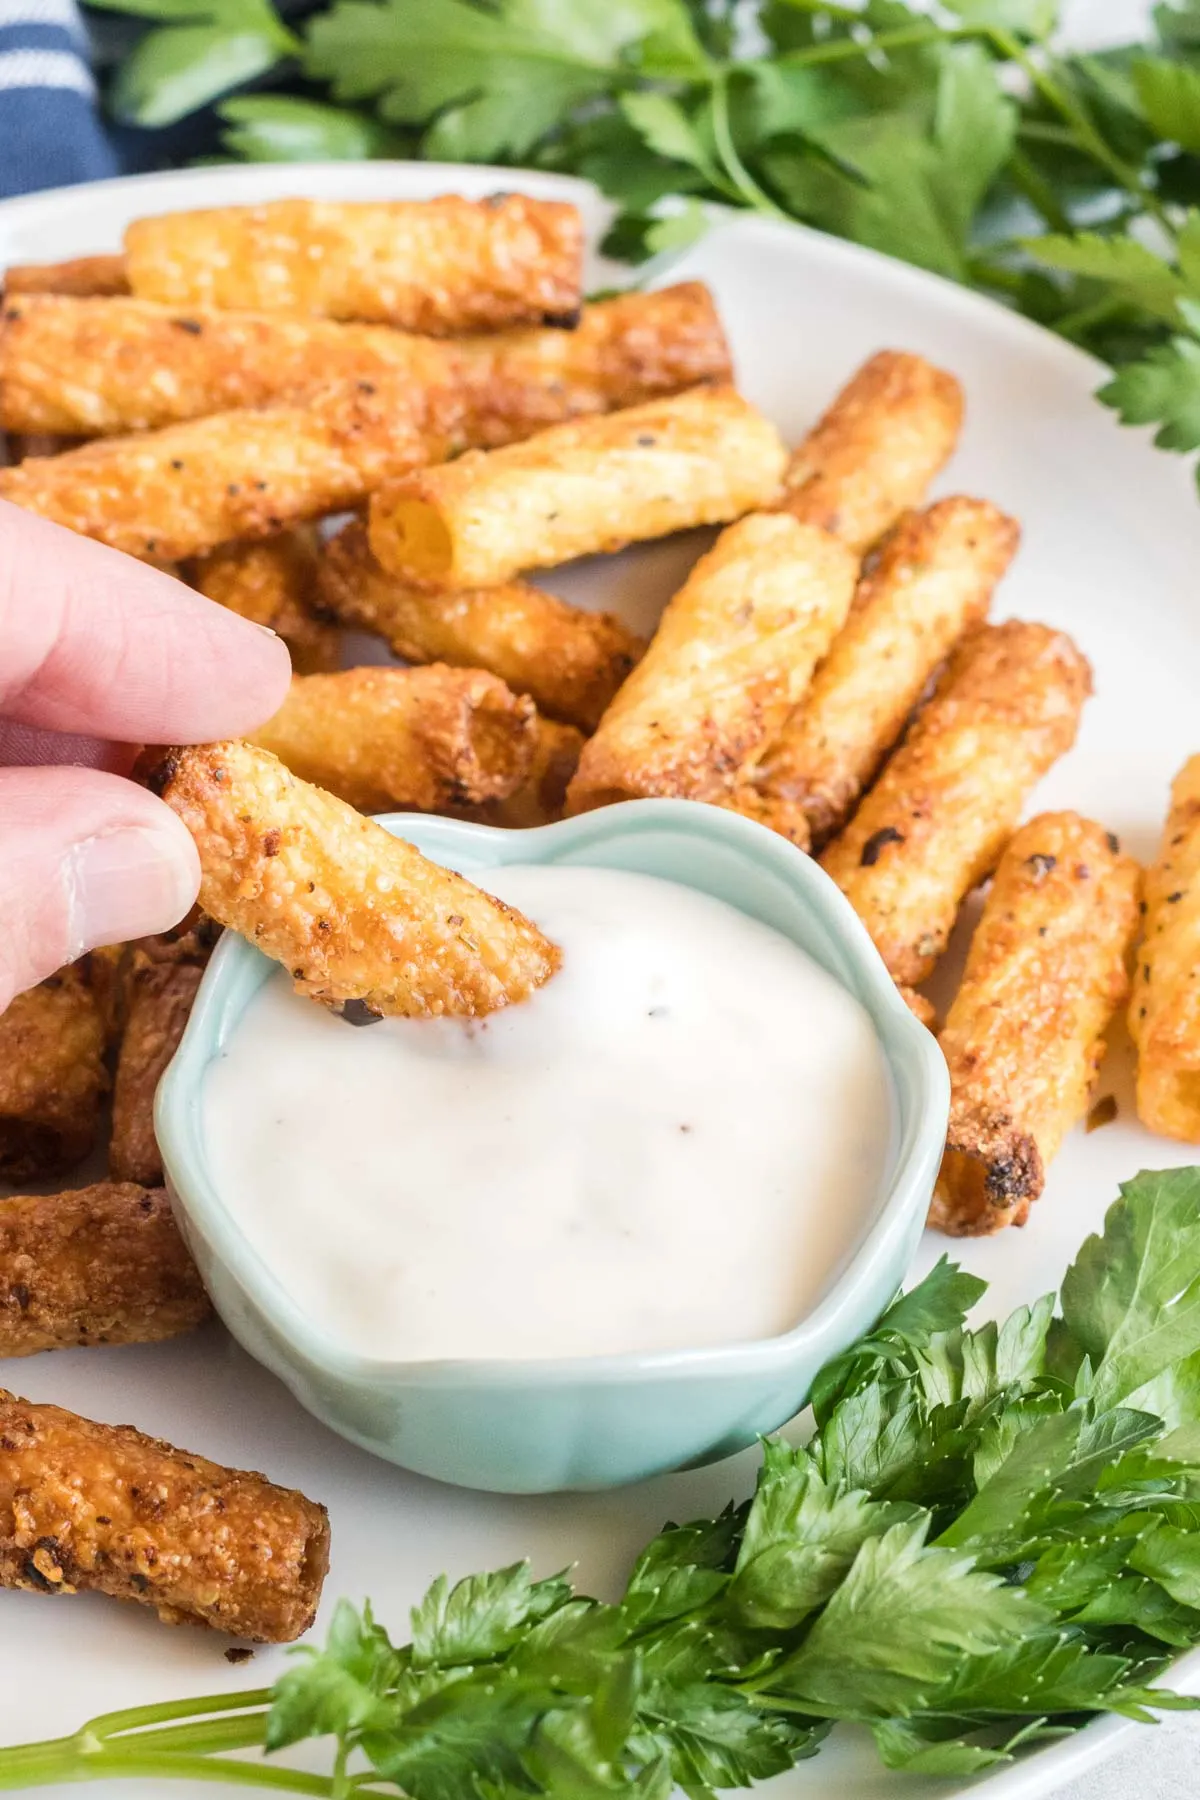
0, 765, 200, 1012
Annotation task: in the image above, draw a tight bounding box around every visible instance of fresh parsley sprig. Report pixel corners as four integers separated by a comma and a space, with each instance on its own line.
6, 1167, 1200, 1794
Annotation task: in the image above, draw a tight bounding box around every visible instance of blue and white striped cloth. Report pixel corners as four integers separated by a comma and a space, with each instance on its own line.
0, 0, 116, 199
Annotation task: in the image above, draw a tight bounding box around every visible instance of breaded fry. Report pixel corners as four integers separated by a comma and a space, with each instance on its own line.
820, 621, 1092, 988
0, 284, 728, 442
317, 519, 644, 732
141, 740, 560, 1019
0, 1183, 210, 1355
4, 254, 129, 297
0, 376, 440, 562
369, 386, 789, 590
0, 967, 108, 1183
451, 282, 732, 448
251, 665, 538, 814
0, 294, 452, 437
0, 1392, 328, 1640
110, 942, 212, 1188
781, 351, 963, 552
899, 987, 937, 1031
83, 944, 129, 1043
124, 195, 582, 333
567, 515, 857, 812
187, 530, 340, 675
930, 814, 1140, 1235
733, 498, 1019, 847
1130, 754, 1200, 1140
477, 718, 584, 829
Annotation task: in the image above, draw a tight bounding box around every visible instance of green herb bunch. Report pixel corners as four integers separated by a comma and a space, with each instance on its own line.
8, 1167, 1200, 1794
80, 0, 1200, 487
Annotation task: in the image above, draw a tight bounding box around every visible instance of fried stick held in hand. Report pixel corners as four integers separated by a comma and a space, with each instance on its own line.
140, 740, 560, 1019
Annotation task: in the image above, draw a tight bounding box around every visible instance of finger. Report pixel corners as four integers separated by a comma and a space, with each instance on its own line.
0, 718, 133, 773
0, 502, 292, 741
0, 765, 200, 1010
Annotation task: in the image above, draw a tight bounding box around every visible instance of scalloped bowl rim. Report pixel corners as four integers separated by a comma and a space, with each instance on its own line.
156, 798, 949, 1388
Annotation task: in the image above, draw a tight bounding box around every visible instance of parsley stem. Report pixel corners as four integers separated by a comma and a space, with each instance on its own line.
1006, 146, 1074, 233
86, 1688, 273, 1739
0, 1739, 336, 1793
988, 29, 1171, 232
709, 75, 789, 219
777, 22, 953, 70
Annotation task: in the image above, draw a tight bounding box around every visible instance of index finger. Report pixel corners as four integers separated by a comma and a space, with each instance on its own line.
0, 502, 292, 742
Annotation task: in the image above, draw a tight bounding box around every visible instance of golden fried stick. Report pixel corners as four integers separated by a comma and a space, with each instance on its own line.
251, 665, 538, 815
109, 943, 212, 1188
124, 194, 583, 333
1130, 755, 1200, 1140
820, 621, 1092, 988
931, 815, 1140, 1234
451, 282, 732, 448
186, 530, 340, 676
0, 967, 108, 1183
369, 386, 789, 590
567, 515, 857, 813
141, 740, 560, 1019
0, 376, 440, 562
0, 1392, 328, 1640
3, 254, 129, 297
0, 294, 454, 436
0, 284, 728, 442
781, 351, 963, 552
0, 1183, 210, 1355
316, 519, 644, 733
476, 718, 585, 829
732, 498, 1019, 847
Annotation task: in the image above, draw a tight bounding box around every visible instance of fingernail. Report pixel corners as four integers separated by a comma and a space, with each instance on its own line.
63, 824, 199, 960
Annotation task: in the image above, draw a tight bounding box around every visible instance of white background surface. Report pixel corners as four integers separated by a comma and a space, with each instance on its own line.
1, 4, 1200, 1791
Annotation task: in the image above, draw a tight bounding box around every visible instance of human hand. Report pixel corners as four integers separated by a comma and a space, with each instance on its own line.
0, 501, 291, 1010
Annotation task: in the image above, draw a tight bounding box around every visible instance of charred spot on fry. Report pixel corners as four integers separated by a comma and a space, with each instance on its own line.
860, 827, 904, 867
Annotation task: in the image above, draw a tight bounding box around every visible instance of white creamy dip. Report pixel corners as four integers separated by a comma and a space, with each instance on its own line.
203, 863, 892, 1362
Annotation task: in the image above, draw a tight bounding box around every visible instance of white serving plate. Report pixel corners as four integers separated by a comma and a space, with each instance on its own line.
2, 160, 1199, 1798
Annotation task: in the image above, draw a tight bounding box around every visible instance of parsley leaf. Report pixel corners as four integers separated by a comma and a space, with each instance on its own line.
1060, 1168, 1200, 1406
305, 0, 707, 161
760, 1516, 1047, 1719
410, 1561, 574, 1668
88, 0, 297, 127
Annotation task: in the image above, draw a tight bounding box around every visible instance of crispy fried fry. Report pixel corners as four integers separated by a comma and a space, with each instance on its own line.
0, 376, 440, 562
732, 498, 1019, 847
110, 945, 212, 1188
186, 530, 340, 675
316, 519, 644, 732
0, 1183, 210, 1355
369, 386, 789, 590
0, 284, 728, 441
0, 967, 108, 1183
476, 718, 584, 828
567, 514, 857, 812
124, 195, 582, 333
4, 254, 129, 297
820, 621, 1092, 988
930, 814, 1140, 1235
251, 665, 538, 814
451, 282, 732, 448
1130, 754, 1200, 1140
141, 740, 560, 1019
781, 351, 963, 552
0, 1392, 328, 1639
0, 294, 455, 436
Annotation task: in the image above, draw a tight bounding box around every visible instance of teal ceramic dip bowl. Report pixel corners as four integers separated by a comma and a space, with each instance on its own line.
157, 799, 948, 1494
